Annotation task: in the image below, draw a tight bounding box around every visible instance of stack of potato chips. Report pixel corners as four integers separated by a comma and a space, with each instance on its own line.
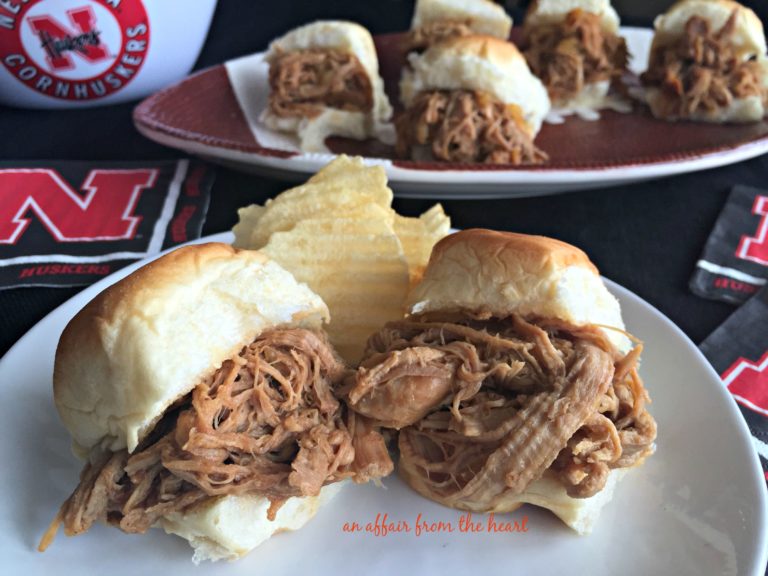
233, 156, 450, 363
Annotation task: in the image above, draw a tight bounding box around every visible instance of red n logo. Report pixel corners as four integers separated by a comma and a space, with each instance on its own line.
722, 351, 768, 416
737, 195, 768, 266
0, 169, 157, 244
27, 7, 109, 71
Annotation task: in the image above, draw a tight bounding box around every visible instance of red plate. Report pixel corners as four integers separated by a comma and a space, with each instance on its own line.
134, 28, 768, 198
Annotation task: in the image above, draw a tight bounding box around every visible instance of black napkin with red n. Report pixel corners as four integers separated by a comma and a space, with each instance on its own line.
690, 184, 768, 488
700, 286, 768, 487
690, 185, 768, 304
0, 160, 213, 289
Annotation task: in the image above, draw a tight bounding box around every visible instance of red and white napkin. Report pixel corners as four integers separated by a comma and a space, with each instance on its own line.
0, 159, 213, 289
693, 185, 768, 487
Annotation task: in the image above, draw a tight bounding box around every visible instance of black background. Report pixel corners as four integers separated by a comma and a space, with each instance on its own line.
2, 0, 767, 357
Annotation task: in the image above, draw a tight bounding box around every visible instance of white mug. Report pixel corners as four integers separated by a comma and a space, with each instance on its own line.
0, 0, 217, 108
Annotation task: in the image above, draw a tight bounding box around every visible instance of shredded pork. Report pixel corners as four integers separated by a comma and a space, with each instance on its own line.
40, 329, 392, 549
523, 9, 629, 102
641, 11, 768, 119
396, 90, 548, 164
345, 314, 656, 507
268, 48, 374, 119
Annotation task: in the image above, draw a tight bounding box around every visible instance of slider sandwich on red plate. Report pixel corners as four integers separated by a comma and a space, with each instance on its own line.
641, 0, 768, 123
262, 20, 394, 152
521, 0, 630, 113
397, 35, 551, 164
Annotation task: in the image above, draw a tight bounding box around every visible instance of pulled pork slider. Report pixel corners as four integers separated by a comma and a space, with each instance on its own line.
398, 36, 551, 164
40, 243, 392, 562
641, 0, 768, 123
404, 0, 513, 54
522, 0, 629, 110
262, 21, 393, 152
345, 230, 657, 534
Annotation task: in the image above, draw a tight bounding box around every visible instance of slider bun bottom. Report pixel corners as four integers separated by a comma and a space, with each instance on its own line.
159, 482, 345, 563
399, 460, 628, 535
645, 87, 768, 123
551, 80, 610, 111
262, 109, 376, 153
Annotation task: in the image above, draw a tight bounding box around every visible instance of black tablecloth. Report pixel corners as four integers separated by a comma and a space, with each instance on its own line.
0, 0, 751, 357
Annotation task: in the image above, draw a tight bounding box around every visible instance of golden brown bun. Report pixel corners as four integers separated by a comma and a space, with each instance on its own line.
428, 227, 598, 271
407, 229, 628, 351
54, 243, 328, 458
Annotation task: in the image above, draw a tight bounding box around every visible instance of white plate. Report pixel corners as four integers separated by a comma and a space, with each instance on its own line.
1, 233, 766, 575
134, 28, 768, 198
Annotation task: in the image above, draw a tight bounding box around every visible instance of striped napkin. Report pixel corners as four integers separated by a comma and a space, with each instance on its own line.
690, 185, 768, 304
0, 160, 213, 289
700, 280, 768, 487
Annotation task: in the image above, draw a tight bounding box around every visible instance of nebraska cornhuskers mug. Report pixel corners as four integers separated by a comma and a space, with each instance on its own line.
0, 0, 217, 108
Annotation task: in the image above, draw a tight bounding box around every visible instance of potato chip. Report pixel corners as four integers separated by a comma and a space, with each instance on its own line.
231, 155, 451, 364
258, 187, 390, 246
394, 204, 451, 286
306, 155, 362, 181
231, 204, 266, 249
272, 157, 391, 210
261, 202, 396, 234
233, 157, 393, 250
262, 216, 409, 364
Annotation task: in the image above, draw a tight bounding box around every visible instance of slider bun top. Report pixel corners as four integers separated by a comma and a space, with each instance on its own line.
651, 0, 766, 58
54, 243, 328, 458
401, 35, 551, 135
407, 229, 629, 352
525, 0, 621, 33
411, 0, 513, 40
266, 20, 392, 128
